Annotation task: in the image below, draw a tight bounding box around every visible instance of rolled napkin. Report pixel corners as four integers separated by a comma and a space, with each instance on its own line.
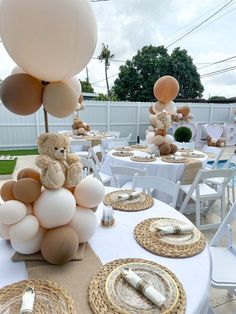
121, 267, 166, 307
117, 191, 141, 201
155, 224, 194, 235
20, 286, 35, 314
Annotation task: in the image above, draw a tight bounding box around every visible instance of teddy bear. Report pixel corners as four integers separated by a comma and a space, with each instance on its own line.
147, 110, 177, 155
206, 135, 226, 147
36, 133, 83, 190
72, 117, 91, 136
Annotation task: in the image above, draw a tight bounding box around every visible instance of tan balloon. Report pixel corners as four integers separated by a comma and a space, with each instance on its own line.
17, 168, 41, 185
153, 76, 179, 103
0, 180, 16, 201
0, 74, 43, 115
41, 226, 79, 264
43, 82, 78, 118
13, 178, 41, 203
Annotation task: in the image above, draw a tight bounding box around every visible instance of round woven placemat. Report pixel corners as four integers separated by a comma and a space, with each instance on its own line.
104, 190, 154, 211
112, 151, 134, 157
130, 156, 156, 162
131, 144, 148, 150
114, 146, 134, 152
0, 279, 76, 314
134, 218, 206, 258
177, 148, 194, 153
88, 258, 186, 314
181, 152, 205, 158
161, 156, 189, 163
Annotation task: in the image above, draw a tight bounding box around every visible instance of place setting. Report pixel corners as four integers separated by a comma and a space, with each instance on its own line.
180, 151, 206, 158
88, 257, 186, 314
161, 155, 189, 163
130, 152, 157, 162
134, 217, 206, 258
114, 146, 134, 152
103, 189, 154, 211
112, 150, 134, 157
131, 143, 149, 150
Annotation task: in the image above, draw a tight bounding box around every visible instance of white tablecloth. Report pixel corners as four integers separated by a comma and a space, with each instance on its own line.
70, 135, 115, 152
0, 187, 211, 314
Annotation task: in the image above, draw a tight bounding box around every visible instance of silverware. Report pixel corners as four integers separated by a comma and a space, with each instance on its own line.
20, 286, 35, 314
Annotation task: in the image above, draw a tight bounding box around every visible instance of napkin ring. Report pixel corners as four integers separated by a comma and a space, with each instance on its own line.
136, 280, 149, 294
173, 225, 181, 235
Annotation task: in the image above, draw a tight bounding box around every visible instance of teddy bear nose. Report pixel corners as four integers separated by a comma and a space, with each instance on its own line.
60, 149, 64, 153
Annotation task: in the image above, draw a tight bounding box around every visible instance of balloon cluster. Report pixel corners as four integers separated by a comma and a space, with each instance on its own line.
146, 76, 179, 155
171, 106, 193, 123
0, 169, 104, 264
0, 0, 97, 118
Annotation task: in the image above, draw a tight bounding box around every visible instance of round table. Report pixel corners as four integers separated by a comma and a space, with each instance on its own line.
89, 186, 211, 314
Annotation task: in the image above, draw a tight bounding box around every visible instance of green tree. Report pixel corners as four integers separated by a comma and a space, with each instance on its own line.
80, 80, 94, 93
208, 96, 226, 101
112, 45, 204, 101
98, 43, 114, 100
168, 48, 204, 99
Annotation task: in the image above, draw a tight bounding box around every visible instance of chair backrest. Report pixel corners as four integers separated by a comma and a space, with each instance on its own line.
223, 154, 236, 169
132, 175, 181, 208
210, 200, 236, 250
70, 138, 91, 153
126, 133, 132, 142
89, 145, 105, 170
79, 157, 103, 182
108, 139, 129, 150
175, 141, 195, 149
109, 131, 121, 139
110, 165, 147, 188
140, 139, 147, 146
202, 145, 223, 169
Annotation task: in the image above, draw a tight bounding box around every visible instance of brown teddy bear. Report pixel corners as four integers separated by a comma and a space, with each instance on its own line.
36, 133, 83, 190
206, 135, 226, 147
72, 117, 91, 136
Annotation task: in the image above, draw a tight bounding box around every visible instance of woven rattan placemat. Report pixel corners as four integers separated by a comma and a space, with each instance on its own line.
88, 258, 186, 314
134, 218, 206, 258
114, 146, 134, 152
181, 152, 206, 158
131, 144, 148, 150
112, 152, 134, 157
0, 279, 76, 314
161, 156, 189, 163
130, 156, 156, 162
104, 190, 154, 211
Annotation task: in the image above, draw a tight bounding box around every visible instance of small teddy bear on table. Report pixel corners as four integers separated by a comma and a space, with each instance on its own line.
72, 117, 91, 136
36, 133, 83, 190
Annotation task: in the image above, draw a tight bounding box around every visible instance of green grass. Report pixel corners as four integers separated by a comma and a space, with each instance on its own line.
0, 149, 39, 156
0, 159, 17, 174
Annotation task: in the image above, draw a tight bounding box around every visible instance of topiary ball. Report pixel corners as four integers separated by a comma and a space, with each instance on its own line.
174, 126, 192, 143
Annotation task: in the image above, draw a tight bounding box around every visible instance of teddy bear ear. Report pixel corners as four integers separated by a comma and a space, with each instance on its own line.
37, 133, 49, 146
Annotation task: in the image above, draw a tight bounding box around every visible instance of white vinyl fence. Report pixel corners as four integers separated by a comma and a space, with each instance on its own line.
0, 101, 235, 149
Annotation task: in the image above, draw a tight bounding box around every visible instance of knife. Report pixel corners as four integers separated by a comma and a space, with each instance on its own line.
20, 286, 35, 314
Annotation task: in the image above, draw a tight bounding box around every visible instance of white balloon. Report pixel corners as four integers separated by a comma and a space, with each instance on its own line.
146, 132, 155, 144
153, 101, 177, 115
63, 77, 81, 98
0, 222, 11, 240
164, 134, 174, 145
0, 200, 26, 225
11, 65, 25, 75
11, 227, 45, 254
9, 215, 39, 241
74, 177, 105, 208
0, 0, 97, 81
68, 207, 97, 243
34, 188, 76, 228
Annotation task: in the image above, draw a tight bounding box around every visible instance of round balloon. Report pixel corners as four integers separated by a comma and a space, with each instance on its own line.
13, 178, 41, 203
63, 77, 81, 98
17, 168, 41, 184
0, 180, 16, 201
41, 226, 79, 264
11, 65, 25, 74
153, 76, 179, 103
43, 82, 78, 118
0, 0, 97, 81
0, 74, 43, 115
153, 101, 177, 115
9, 215, 39, 242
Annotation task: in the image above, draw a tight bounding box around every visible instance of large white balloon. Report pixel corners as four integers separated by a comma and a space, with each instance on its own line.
63, 77, 82, 99
0, 0, 97, 81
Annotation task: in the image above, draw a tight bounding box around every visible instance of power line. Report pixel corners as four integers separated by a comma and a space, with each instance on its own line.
91, 73, 119, 85
201, 65, 236, 78
198, 55, 236, 70
166, 0, 234, 48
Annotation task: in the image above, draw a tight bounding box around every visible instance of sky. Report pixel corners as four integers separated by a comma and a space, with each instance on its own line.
1, 0, 236, 99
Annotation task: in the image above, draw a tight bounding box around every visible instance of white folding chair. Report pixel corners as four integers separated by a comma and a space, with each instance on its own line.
180, 169, 234, 230
70, 139, 91, 159
126, 133, 132, 143
89, 145, 106, 171
132, 175, 181, 208
174, 141, 195, 149
110, 165, 147, 189
108, 138, 129, 150
79, 157, 111, 186
108, 131, 120, 139
206, 155, 236, 205
202, 145, 223, 169
210, 201, 236, 297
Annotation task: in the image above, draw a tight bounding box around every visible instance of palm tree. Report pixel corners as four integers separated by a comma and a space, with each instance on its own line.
98, 43, 114, 100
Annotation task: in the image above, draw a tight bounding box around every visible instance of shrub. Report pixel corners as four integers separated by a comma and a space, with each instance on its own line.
174, 126, 192, 143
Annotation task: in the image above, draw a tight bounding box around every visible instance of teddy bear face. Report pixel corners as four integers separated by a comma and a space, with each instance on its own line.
37, 133, 70, 161
156, 111, 172, 130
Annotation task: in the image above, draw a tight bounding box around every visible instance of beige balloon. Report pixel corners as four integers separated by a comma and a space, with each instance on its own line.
153, 76, 179, 103
43, 82, 78, 118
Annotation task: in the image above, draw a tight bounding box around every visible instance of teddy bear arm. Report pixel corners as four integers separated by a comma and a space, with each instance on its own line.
66, 153, 81, 165
36, 155, 56, 169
